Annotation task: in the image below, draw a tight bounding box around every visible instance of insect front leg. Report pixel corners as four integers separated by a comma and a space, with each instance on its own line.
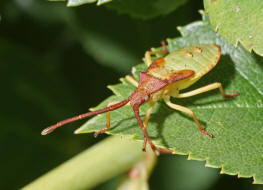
133, 105, 172, 155
164, 97, 213, 138
143, 101, 155, 129
125, 75, 139, 87
94, 101, 129, 137
176, 82, 239, 99
94, 111, 111, 137
144, 41, 168, 66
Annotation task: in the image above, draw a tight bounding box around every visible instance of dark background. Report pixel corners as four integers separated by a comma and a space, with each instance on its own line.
0, 0, 261, 189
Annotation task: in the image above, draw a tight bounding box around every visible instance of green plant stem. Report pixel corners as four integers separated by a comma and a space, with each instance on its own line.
117, 148, 157, 190
22, 136, 145, 190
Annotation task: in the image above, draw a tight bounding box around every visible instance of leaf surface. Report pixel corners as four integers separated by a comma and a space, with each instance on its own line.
76, 13, 263, 183
204, 0, 263, 56
66, 0, 111, 6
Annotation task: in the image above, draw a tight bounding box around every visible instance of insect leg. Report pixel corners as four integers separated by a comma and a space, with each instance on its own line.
164, 97, 213, 138
133, 105, 159, 154
133, 104, 173, 155
94, 101, 130, 137
176, 82, 239, 99
125, 75, 138, 87
144, 41, 168, 66
143, 101, 155, 129
94, 111, 110, 137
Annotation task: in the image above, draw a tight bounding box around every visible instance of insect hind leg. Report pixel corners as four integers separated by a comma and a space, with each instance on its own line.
144, 40, 168, 67
164, 97, 213, 138
133, 104, 173, 155
133, 105, 160, 155
176, 82, 239, 99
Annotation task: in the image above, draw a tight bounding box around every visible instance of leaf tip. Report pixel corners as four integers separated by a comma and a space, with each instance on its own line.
131, 66, 136, 75
251, 177, 263, 185
204, 162, 216, 168
97, 0, 112, 6
66, 1, 76, 7
177, 26, 183, 32
198, 10, 206, 16
119, 78, 126, 83
107, 85, 114, 91
74, 128, 82, 134
187, 153, 194, 160
220, 168, 225, 174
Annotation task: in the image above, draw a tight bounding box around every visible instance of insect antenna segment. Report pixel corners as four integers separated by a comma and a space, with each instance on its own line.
41, 99, 130, 135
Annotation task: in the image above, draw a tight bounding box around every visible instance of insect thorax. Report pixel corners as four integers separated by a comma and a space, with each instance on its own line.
151, 83, 179, 102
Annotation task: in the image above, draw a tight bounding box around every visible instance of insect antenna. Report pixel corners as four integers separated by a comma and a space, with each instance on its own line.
41, 99, 130, 135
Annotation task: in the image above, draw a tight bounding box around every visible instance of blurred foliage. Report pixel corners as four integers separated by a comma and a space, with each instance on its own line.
106, 0, 188, 19
0, 0, 262, 189
66, 0, 112, 7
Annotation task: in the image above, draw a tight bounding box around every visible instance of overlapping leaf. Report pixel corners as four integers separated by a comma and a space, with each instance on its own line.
48, 0, 111, 6
66, 0, 111, 6
76, 13, 263, 183
204, 0, 263, 56
50, 0, 187, 19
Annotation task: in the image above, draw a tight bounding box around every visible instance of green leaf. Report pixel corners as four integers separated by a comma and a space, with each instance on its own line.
48, 0, 66, 1
65, 0, 188, 18
66, 0, 111, 7
204, 0, 263, 56
117, 148, 156, 190
107, 0, 188, 19
76, 13, 263, 183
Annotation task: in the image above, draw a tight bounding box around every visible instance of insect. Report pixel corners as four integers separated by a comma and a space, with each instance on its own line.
41, 42, 239, 155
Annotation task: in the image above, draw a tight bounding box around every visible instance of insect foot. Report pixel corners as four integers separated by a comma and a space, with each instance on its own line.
200, 128, 214, 138
93, 129, 107, 138
224, 92, 240, 98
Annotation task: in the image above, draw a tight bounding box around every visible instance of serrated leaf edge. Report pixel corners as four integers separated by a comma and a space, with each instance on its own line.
204, 6, 263, 56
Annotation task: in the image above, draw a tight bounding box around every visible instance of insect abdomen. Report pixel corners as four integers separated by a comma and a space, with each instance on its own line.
164, 44, 220, 80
